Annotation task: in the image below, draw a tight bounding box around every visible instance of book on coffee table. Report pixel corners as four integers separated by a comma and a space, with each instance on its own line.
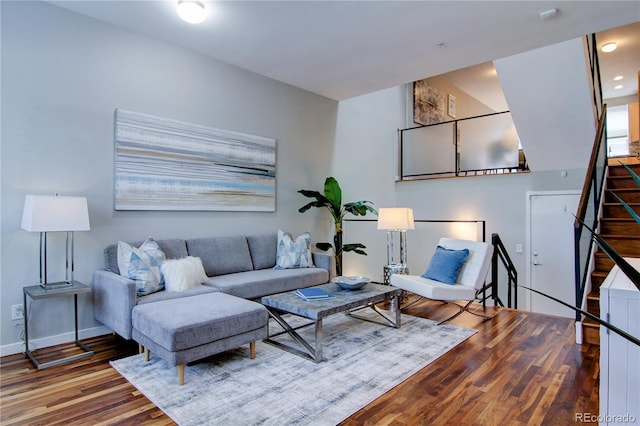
295, 287, 335, 301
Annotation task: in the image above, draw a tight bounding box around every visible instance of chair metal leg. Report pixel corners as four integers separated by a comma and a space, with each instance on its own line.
436, 303, 468, 325
397, 289, 494, 325
437, 299, 493, 325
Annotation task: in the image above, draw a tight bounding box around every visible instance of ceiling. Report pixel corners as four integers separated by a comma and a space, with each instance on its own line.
596, 21, 640, 100
435, 19, 639, 112
48, 1, 639, 101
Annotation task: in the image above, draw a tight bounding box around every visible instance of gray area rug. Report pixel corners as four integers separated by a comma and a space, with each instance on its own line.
111, 311, 476, 426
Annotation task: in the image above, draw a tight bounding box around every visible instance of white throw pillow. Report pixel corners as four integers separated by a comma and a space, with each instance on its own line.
117, 238, 166, 296
161, 256, 208, 292
274, 230, 314, 269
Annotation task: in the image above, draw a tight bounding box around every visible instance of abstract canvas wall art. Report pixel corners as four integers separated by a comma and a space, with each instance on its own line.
114, 109, 276, 211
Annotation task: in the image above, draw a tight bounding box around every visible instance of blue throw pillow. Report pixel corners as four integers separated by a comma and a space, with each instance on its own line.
421, 245, 470, 285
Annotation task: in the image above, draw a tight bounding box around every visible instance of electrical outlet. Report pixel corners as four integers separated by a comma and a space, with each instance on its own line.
11, 304, 24, 320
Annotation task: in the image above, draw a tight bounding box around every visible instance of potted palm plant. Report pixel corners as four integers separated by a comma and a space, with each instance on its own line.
298, 177, 377, 276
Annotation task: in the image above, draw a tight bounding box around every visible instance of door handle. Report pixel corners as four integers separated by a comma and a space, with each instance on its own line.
533, 261, 542, 266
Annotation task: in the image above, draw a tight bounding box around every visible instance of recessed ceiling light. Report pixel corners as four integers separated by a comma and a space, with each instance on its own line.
614, 85, 624, 90
177, 0, 206, 24
614, 76, 623, 81
601, 42, 617, 53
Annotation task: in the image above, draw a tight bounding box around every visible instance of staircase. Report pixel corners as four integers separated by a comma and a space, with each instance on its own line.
583, 162, 640, 345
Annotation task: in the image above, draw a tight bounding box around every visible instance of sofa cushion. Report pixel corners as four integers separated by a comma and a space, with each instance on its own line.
390, 274, 477, 301
186, 236, 253, 276
246, 233, 277, 270
132, 293, 267, 352
204, 267, 329, 300
105, 239, 188, 275
117, 238, 166, 296
161, 256, 208, 292
136, 285, 219, 305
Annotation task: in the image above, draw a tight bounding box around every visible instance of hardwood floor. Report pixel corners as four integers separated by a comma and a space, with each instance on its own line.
1, 299, 599, 425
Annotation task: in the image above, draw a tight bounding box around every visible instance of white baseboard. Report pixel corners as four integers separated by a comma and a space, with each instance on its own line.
575, 321, 583, 345
0, 325, 112, 357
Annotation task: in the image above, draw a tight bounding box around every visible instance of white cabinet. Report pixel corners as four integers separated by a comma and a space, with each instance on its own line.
599, 258, 640, 425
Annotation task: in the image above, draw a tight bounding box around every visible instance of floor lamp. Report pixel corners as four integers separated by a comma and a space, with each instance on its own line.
21, 195, 91, 289
377, 207, 414, 284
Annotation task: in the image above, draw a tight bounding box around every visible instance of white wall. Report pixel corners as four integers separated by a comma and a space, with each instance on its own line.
409, 75, 498, 125
331, 87, 405, 207
0, 1, 338, 351
332, 86, 587, 306
495, 37, 596, 172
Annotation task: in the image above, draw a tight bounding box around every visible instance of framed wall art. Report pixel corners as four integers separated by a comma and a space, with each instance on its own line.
448, 94, 457, 118
413, 80, 445, 125
114, 109, 276, 211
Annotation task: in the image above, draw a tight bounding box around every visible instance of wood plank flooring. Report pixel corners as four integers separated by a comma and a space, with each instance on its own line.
1, 299, 599, 425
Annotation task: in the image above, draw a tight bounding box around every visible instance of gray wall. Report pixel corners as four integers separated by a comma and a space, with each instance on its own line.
0, 1, 338, 351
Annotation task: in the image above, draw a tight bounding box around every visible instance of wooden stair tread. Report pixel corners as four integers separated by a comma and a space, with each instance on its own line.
603, 201, 640, 207
583, 317, 599, 327
579, 162, 637, 347
608, 175, 640, 179
594, 246, 639, 255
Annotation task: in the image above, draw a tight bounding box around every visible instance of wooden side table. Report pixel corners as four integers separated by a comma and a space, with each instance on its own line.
23, 281, 94, 369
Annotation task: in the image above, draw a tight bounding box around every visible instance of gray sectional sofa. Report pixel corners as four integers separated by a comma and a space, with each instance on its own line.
93, 233, 334, 340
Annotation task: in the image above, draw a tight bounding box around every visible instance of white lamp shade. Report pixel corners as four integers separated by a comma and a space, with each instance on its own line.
21, 195, 90, 232
377, 207, 415, 231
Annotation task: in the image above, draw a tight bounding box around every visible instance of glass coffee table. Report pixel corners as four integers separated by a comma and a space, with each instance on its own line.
261, 282, 401, 363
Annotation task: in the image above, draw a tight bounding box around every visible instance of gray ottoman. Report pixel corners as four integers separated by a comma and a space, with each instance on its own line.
132, 292, 268, 385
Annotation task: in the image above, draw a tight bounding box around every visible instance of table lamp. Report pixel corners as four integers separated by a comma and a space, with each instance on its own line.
21, 194, 90, 289
377, 207, 414, 284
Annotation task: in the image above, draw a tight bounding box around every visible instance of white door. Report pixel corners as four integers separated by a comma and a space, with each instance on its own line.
527, 191, 580, 318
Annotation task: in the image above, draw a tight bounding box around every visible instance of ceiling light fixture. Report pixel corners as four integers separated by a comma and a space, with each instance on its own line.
177, 0, 206, 24
601, 42, 617, 53
614, 76, 623, 81
614, 85, 624, 90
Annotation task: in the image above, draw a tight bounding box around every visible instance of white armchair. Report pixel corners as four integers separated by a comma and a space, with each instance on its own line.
390, 237, 494, 324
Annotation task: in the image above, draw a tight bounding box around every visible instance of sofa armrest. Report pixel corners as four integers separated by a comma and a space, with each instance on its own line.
312, 252, 336, 279
92, 269, 137, 339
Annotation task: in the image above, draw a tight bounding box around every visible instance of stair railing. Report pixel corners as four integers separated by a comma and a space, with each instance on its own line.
397, 111, 527, 180
573, 32, 608, 327
490, 233, 516, 309
574, 106, 608, 325
585, 33, 604, 120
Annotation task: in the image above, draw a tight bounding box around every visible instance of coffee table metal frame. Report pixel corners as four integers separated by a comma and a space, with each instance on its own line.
261, 282, 401, 363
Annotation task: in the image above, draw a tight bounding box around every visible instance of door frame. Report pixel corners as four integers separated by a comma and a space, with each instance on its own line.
525, 190, 581, 313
